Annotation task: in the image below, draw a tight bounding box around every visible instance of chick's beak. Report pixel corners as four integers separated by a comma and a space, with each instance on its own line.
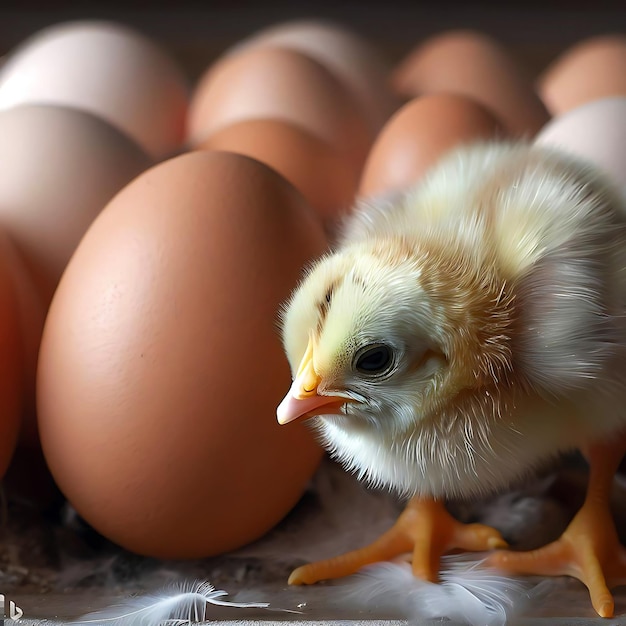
277, 338, 346, 425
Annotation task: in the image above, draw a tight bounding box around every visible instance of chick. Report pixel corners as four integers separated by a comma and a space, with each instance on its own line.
277, 142, 626, 617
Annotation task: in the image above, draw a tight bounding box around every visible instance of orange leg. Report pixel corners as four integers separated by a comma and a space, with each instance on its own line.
288, 497, 507, 585
488, 435, 626, 618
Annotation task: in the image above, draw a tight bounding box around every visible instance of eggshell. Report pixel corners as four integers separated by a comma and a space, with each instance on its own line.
197, 119, 358, 220
534, 97, 626, 188
392, 30, 549, 137
3, 211, 56, 483
360, 94, 505, 197
37, 151, 326, 558
0, 230, 25, 479
187, 47, 371, 170
2, 233, 46, 448
0, 104, 152, 307
0, 21, 189, 158
538, 35, 626, 116
230, 19, 398, 134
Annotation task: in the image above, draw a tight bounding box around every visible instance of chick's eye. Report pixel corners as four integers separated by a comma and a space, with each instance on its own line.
354, 344, 394, 376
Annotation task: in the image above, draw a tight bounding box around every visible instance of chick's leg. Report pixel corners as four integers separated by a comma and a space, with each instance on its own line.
489, 435, 626, 618
289, 497, 507, 585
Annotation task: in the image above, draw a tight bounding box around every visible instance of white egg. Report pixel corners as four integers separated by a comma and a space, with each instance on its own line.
0, 21, 189, 158
535, 97, 626, 189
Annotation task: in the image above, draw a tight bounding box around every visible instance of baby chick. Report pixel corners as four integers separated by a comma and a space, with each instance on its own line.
277, 142, 626, 617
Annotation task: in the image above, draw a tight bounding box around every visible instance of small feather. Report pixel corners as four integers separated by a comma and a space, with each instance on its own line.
337, 554, 552, 626
73, 579, 276, 626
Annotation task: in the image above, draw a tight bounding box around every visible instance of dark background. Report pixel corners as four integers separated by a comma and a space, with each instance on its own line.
1, 2, 625, 80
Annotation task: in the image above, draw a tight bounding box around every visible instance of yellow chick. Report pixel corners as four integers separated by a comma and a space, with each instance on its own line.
277, 142, 626, 618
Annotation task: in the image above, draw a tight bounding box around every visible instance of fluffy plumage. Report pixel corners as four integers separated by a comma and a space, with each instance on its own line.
280, 142, 626, 500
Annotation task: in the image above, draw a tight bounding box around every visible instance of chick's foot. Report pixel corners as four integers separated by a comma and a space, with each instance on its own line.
488, 436, 626, 618
288, 496, 507, 585
489, 500, 626, 618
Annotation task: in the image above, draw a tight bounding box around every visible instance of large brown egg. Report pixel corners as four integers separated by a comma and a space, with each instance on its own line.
37, 151, 325, 558
0, 230, 25, 479
538, 35, 626, 116
187, 47, 371, 171
392, 30, 549, 137
197, 119, 358, 221
360, 94, 505, 197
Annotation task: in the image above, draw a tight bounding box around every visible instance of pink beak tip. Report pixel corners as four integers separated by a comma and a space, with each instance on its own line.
277, 389, 346, 425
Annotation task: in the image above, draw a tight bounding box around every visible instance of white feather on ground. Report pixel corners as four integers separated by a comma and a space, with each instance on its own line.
337, 555, 553, 626
72, 579, 285, 626
233, 458, 556, 625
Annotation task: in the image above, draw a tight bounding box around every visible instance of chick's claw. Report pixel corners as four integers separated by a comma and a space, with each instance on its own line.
408, 498, 507, 582
489, 511, 626, 617
288, 496, 507, 586
488, 436, 626, 619
288, 520, 413, 585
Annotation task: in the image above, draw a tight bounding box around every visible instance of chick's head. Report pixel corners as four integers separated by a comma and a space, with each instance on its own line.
278, 234, 516, 498
281, 242, 442, 432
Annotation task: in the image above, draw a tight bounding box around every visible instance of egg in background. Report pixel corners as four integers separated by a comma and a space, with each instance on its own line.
360, 94, 505, 198
0, 21, 189, 158
228, 19, 398, 135
0, 230, 26, 480
186, 47, 371, 172
538, 35, 626, 116
196, 119, 358, 222
535, 97, 626, 189
0, 230, 56, 505
0, 104, 152, 448
37, 151, 325, 559
0, 230, 46, 449
0, 105, 152, 308
392, 30, 549, 138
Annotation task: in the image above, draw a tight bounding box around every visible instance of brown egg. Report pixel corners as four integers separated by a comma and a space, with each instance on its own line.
187, 47, 371, 170
538, 35, 626, 116
197, 119, 358, 220
392, 30, 549, 137
0, 230, 25, 479
360, 94, 505, 197
2, 233, 46, 448
3, 210, 55, 495
229, 20, 398, 135
38, 151, 325, 558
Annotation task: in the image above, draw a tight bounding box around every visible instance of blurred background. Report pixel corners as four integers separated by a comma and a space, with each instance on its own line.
1, 1, 625, 79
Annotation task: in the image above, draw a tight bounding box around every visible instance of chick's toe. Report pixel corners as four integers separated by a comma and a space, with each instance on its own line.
488, 436, 626, 618
288, 497, 507, 585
